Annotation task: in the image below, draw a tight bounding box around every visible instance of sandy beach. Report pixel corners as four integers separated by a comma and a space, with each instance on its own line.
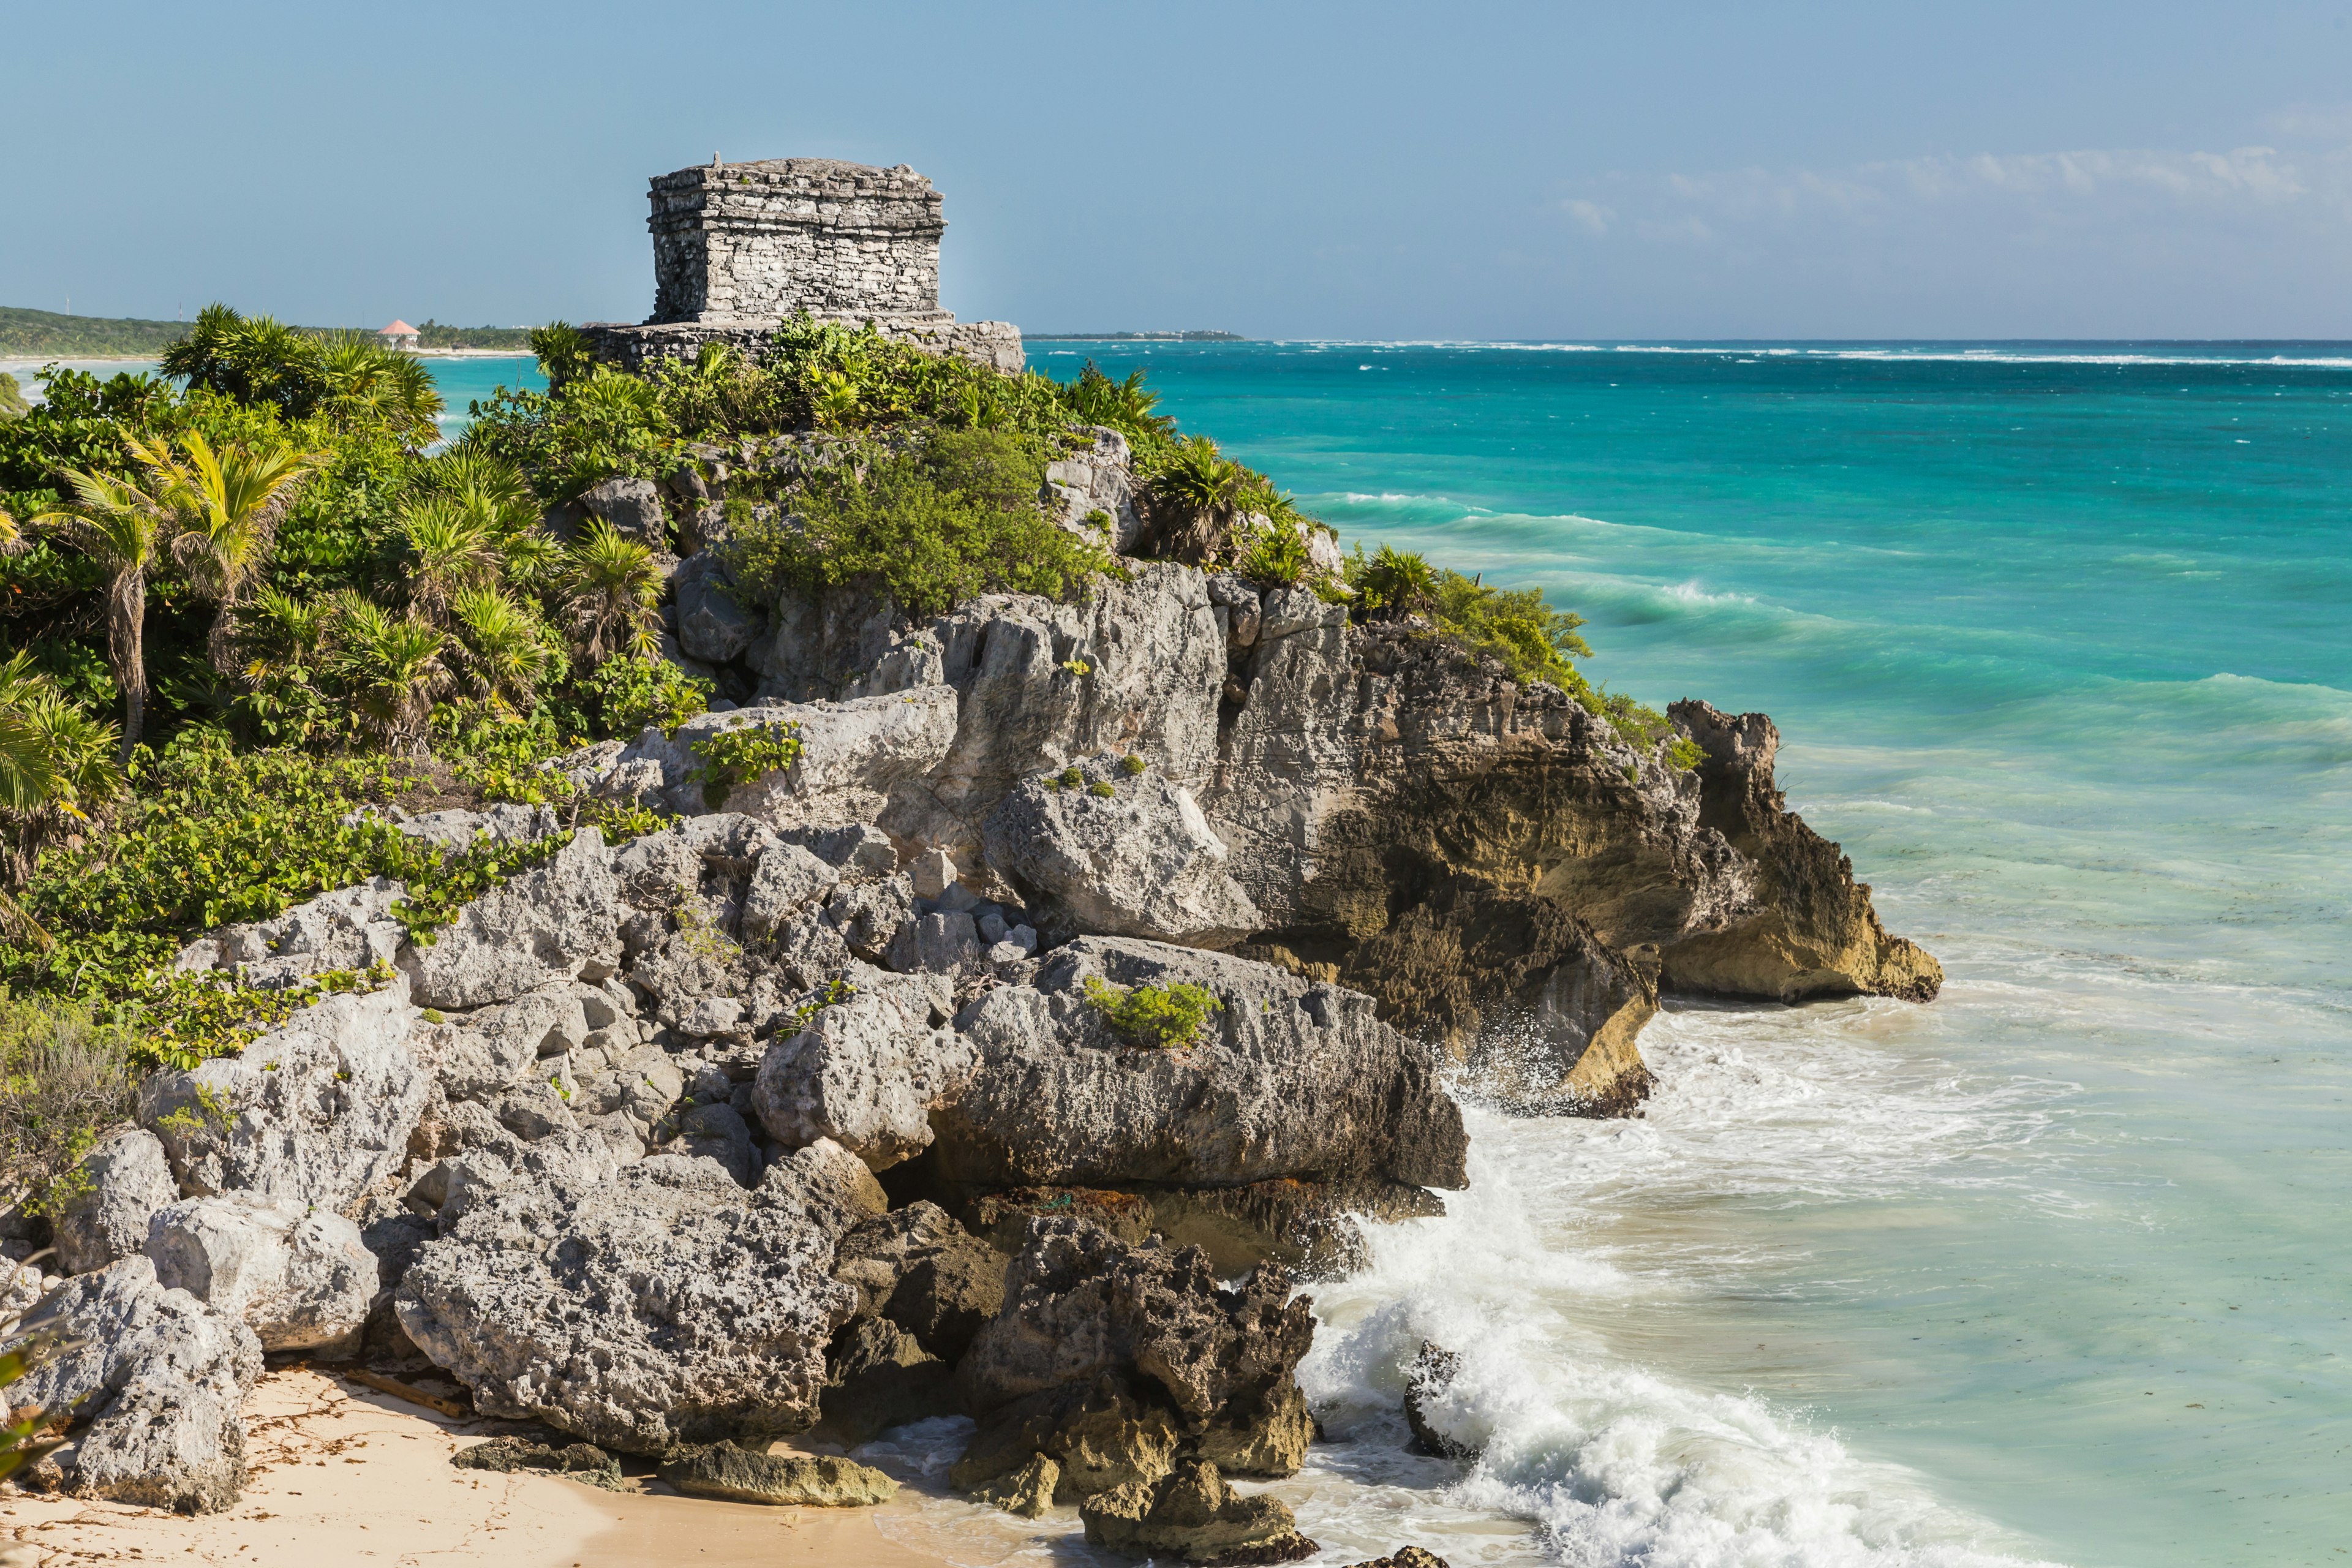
0, 1368, 946, 1568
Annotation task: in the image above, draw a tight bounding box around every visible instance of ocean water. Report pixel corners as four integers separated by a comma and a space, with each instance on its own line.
894, 341, 2346, 1568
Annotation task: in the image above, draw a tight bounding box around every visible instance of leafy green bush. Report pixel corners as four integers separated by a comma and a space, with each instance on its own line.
391, 831, 575, 944
723, 429, 1112, 618
1082, 974, 1223, 1049
688, 722, 803, 809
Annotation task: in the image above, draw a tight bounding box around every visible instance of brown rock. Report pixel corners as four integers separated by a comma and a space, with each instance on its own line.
450, 1436, 625, 1491
831, 1200, 1008, 1362
1404, 1341, 1474, 1460
968, 1450, 1058, 1518
1079, 1458, 1317, 1564
949, 1375, 1181, 1501
1341, 1551, 1451, 1568
657, 1441, 897, 1506
1194, 1377, 1313, 1477
820, 1317, 956, 1445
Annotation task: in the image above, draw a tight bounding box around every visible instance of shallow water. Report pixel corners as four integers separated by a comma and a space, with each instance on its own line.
875, 340, 2348, 1567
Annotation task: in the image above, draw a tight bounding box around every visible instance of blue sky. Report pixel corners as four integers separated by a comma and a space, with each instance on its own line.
9, 1, 2352, 339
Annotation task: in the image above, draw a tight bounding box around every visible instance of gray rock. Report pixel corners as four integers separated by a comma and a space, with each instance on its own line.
143, 1194, 375, 1354
579, 475, 669, 550
1042, 426, 1144, 552
673, 1101, 760, 1187
51, 1128, 178, 1275
885, 910, 984, 978
932, 938, 1468, 1193
395, 1153, 858, 1454
181, 877, 406, 989
139, 984, 428, 1212
401, 831, 622, 1011
753, 967, 973, 1170
908, 846, 957, 900
609, 692, 957, 826
780, 822, 897, 878
414, 986, 594, 1104
15, 1256, 263, 1513
739, 843, 840, 943
823, 875, 916, 962
983, 755, 1259, 948
831, 1201, 1007, 1364
673, 550, 760, 663
396, 804, 562, 861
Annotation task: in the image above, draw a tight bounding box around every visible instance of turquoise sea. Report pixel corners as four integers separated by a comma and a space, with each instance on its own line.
994, 341, 2350, 1568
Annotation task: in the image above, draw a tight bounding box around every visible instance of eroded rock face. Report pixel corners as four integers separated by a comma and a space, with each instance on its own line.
1335, 875, 1657, 1114
1660, 701, 1945, 1002
51, 1128, 179, 1275
394, 1152, 858, 1455
752, 966, 968, 1170
139, 985, 428, 1212
175, 876, 407, 991
16, 1257, 263, 1513
1042, 427, 1145, 552
983, 755, 1258, 949
933, 938, 1468, 1193
952, 1218, 1316, 1506
144, 1194, 377, 1354
600, 692, 958, 827
402, 831, 622, 1011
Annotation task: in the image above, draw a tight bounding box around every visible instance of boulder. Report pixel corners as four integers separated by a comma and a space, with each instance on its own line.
1341, 1551, 1451, 1568
143, 1194, 376, 1354
578, 475, 669, 550
394, 1152, 858, 1454
1403, 1341, 1474, 1460
970, 1450, 1058, 1518
1079, 1458, 1316, 1564
673, 550, 761, 664
982, 756, 1258, 949
932, 938, 1467, 1194
657, 1442, 897, 1507
950, 1374, 1181, 1502
740, 843, 841, 942
885, 909, 985, 978
13, 1257, 262, 1513
139, 984, 428, 1212
178, 876, 406, 990
752, 968, 972, 1170
396, 804, 562, 861
50, 1128, 178, 1275
606, 691, 957, 827
450, 1436, 625, 1491
401, 830, 622, 1010
958, 1219, 1314, 1441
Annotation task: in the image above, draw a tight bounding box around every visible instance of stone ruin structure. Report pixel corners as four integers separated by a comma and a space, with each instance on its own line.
583, 157, 1022, 375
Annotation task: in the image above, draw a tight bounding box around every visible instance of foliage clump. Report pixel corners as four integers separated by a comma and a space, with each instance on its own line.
1082, 974, 1224, 1049
0, 989, 138, 1216
687, 722, 803, 809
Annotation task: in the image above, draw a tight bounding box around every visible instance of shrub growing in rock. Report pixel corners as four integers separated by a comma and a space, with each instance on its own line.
1082, 975, 1221, 1049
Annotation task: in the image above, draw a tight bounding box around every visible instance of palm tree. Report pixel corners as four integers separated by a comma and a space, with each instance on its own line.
399, 494, 502, 622
1147, 435, 1246, 562
149, 431, 317, 674
330, 598, 449, 749
562, 520, 662, 658
0, 651, 123, 895
317, 332, 444, 445
30, 468, 170, 761
431, 447, 538, 533
450, 586, 560, 712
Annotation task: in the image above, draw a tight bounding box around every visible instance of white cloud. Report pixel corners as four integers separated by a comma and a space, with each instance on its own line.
1562, 198, 1614, 235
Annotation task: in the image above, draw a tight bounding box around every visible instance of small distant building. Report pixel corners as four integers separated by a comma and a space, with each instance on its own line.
377, 319, 420, 352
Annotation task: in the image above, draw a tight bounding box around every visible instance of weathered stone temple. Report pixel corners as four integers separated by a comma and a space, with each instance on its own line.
582, 157, 1022, 374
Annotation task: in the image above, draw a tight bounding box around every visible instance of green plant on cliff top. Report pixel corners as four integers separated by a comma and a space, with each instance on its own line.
687, 722, 803, 809
1083, 974, 1223, 1049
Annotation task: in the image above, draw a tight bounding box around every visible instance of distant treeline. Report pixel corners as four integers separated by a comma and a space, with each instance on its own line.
1025, 330, 1248, 342
1, 307, 540, 358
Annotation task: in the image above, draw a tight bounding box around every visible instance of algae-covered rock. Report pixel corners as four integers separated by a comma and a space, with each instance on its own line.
1079, 1458, 1316, 1564
658, 1441, 897, 1506
970, 1450, 1059, 1518
450, 1436, 625, 1491
951, 1374, 1181, 1501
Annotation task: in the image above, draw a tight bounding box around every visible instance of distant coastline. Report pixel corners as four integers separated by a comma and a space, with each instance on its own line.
0, 306, 538, 358
1024, 330, 1247, 341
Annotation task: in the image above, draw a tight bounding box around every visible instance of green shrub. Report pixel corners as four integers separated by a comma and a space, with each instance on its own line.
1119, 754, 1147, 776
1087, 780, 1117, 798
392, 832, 575, 945
1665, 736, 1707, 772
0, 989, 138, 1215
723, 429, 1111, 619
687, 722, 803, 809
1237, 518, 1311, 585
1082, 974, 1223, 1049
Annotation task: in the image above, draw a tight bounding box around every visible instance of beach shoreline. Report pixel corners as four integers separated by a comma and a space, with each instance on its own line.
0, 1368, 948, 1568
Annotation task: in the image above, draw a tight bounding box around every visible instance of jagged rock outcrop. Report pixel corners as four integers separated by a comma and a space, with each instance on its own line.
394, 1150, 859, 1454
17, 1256, 263, 1513
144, 1194, 377, 1354
51, 1128, 178, 1275
139, 984, 428, 1212
984, 754, 1259, 948
952, 1217, 1315, 1508
752, 965, 968, 1169
932, 937, 1467, 1193
1044, 427, 1146, 551
402, 830, 622, 1010
1660, 701, 1944, 1001
597, 691, 959, 826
